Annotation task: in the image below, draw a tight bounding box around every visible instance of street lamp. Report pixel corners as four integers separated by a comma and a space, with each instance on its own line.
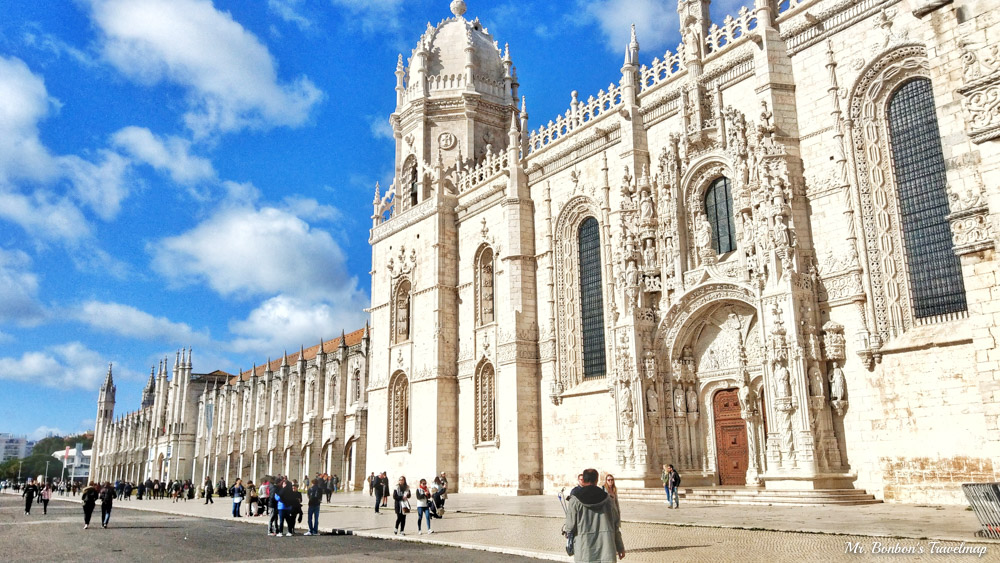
17, 460, 22, 482
45, 460, 50, 482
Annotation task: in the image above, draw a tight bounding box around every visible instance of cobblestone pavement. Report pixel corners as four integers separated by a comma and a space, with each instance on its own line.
6, 491, 997, 562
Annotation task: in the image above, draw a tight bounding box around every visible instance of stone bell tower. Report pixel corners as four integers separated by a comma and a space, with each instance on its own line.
388, 0, 520, 204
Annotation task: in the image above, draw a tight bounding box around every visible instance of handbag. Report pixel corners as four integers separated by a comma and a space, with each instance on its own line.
401, 499, 411, 513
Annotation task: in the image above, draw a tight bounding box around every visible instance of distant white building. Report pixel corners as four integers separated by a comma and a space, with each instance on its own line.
0, 434, 29, 463
50, 446, 91, 482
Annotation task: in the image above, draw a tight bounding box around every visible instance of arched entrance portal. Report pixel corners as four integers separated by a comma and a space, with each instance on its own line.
713, 389, 748, 486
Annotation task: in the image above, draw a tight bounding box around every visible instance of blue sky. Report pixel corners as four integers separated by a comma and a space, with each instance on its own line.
0, 0, 749, 439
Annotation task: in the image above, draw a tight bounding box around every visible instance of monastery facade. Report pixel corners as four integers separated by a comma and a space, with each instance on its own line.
91, 329, 371, 490
365, 0, 1000, 503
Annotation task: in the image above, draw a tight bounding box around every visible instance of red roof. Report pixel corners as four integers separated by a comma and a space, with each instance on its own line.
227, 327, 367, 385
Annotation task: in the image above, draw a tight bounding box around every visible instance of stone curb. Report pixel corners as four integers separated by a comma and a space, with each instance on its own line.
19, 493, 571, 561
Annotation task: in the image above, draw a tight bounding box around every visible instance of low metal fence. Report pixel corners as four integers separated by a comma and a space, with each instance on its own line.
962, 483, 1000, 539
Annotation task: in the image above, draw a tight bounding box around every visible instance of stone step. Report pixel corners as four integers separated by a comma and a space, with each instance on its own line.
615, 487, 882, 506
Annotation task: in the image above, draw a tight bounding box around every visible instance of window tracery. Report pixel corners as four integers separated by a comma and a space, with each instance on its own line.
886, 78, 967, 318
353, 369, 362, 404
848, 47, 968, 341
704, 177, 736, 255
579, 217, 607, 379
475, 361, 496, 443
388, 371, 409, 449
392, 278, 412, 344
476, 246, 495, 325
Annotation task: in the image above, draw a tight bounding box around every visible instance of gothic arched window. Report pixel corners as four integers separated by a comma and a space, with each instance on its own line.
388, 371, 409, 449
887, 78, 967, 318
704, 177, 736, 255
578, 217, 607, 379
409, 163, 419, 208
475, 361, 496, 443
477, 246, 495, 325
352, 369, 361, 404
393, 279, 412, 344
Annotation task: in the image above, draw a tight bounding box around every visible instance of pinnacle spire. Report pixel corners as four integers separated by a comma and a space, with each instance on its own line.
103, 362, 114, 389
282, 350, 289, 367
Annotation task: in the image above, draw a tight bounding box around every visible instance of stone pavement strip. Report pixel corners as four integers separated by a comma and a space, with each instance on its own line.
12, 491, 999, 562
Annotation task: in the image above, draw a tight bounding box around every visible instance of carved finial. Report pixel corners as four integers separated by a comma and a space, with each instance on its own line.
450, 0, 466, 18
630, 23, 639, 50
520, 95, 528, 117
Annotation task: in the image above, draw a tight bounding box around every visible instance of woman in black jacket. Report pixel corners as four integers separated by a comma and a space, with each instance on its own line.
392, 476, 411, 536
81, 482, 99, 529
99, 482, 115, 528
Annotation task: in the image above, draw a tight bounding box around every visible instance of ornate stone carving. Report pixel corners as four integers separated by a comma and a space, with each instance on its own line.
958, 40, 1000, 143
821, 321, 846, 362
387, 245, 417, 279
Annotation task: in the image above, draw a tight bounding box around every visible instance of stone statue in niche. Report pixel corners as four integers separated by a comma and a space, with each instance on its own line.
673, 386, 686, 414
643, 239, 657, 270
809, 363, 825, 397
738, 379, 757, 419
619, 383, 635, 430
695, 213, 713, 250
829, 361, 846, 402
686, 386, 699, 414
639, 190, 655, 223
773, 360, 791, 399
773, 213, 791, 248
646, 386, 659, 414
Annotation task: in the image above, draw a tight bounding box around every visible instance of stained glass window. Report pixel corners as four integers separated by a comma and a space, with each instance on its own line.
704, 177, 736, 254
887, 78, 967, 318
578, 217, 607, 379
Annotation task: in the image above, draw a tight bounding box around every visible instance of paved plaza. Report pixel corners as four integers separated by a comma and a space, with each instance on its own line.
3, 490, 998, 562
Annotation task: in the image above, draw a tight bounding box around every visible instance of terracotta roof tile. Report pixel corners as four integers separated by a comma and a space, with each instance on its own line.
226, 327, 368, 386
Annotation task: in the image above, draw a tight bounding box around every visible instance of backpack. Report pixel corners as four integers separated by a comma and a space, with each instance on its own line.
675, 472, 681, 486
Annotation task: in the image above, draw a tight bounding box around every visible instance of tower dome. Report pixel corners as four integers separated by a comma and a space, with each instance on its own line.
402, 2, 514, 107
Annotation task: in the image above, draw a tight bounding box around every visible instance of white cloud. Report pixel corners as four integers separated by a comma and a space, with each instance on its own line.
0, 248, 46, 326
269, 0, 313, 31
330, 0, 404, 33
111, 126, 216, 185
73, 300, 212, 345
0, 55, 131, 237
29, 426, 66, 440
0, 342, 110, 390
368, 115, 394, 140
61, 150, 131, 221
0, 55, 59, 185
87, 0, 324, 138
578, 0, 679, 53
150, 204, 358, 301
0, 189, 92, 243
22, 28, 97, 68
229, 294, 367, 354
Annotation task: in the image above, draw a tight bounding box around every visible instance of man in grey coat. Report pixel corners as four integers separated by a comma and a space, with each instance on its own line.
562, 468, 626, 562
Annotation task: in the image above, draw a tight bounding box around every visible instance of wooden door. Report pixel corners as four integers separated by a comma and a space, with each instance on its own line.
714, 388, 748, 486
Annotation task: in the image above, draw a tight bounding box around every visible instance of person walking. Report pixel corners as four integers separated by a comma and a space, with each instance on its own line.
306, 478, 323, 535
430, 476, 444, 517
368, 472, 375, 496
415, 479, 433, 534
22, 479, 38, 515
246, 481, 258, 516
392, 476, 411, 536
284, 480, 302, 536
562, 468, 625, 562
603, 474, 620, 516
100, 481, 115, 529
381, 473, 390, 507
230, 478, 246, 517
81, 482, 98, 529
662, 464, 680, 509
268, 478, 281, 535
205, 478, 214, 504
437, 472, 449, 510
40, 482, 52, 514
275, 478, 293, 537
374, 472, 384, 514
